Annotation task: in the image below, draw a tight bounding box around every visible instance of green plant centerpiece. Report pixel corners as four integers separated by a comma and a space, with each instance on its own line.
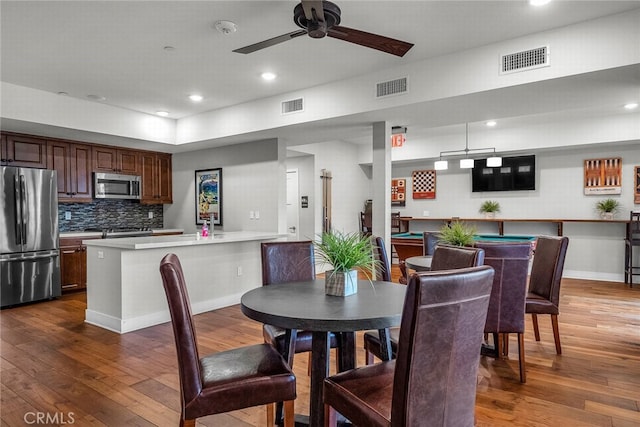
479, 200, 501, 219
595, 198, 620, 220
314, 230, 377, 296
438, 221, 477, 247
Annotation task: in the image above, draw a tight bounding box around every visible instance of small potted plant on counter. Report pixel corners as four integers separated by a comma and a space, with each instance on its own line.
596, 198, 620, 220
438, 221, 477, 247
314, 230, 378, 297
479, 200, 501, 219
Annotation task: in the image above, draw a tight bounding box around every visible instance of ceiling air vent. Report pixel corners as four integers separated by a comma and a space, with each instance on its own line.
376, 77, 408, 98
501, 46, 549, 74
281, 97, 304, 114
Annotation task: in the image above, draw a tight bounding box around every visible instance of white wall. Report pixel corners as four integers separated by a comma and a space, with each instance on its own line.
164, 139, 281, 234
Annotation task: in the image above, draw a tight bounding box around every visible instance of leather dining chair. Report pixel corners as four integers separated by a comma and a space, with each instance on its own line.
526, 236, 569, 354
363, 244, 485, 364
159, 253, 296, 427
372, 236, 391, 282
474, 242, 531, 383
261, 241, 339, 367
624, 211, 640, 286
324, 266, 495, 427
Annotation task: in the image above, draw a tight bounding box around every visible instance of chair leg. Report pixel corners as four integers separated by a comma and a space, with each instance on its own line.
324, 404, 338, 427
495, 333, 503, 359
308, 352, 312, 376
180, 419, 195, 427
283, 400, 295, 427
518, 332, 526, 383
365, 348, 374, 365
267, 402, 275, 427
531, 313, 540, 341
551, 314, 562, 354
502, 333, 509, 356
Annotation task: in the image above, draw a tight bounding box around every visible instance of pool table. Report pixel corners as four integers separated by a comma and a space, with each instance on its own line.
391, 232, 537, 262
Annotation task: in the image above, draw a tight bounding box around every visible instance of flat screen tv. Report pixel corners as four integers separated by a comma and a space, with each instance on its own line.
472, 155, 535, 192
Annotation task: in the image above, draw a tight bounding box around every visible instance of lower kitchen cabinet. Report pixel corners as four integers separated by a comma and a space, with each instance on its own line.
60, 237, 99, 292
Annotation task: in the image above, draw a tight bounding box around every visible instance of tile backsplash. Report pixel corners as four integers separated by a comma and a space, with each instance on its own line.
58, 199, 163, 231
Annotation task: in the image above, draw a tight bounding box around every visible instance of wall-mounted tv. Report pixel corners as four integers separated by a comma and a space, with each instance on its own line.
472, 155, 535, 192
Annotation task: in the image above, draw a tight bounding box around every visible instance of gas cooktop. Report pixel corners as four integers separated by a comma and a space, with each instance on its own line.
84, 228, 153, 238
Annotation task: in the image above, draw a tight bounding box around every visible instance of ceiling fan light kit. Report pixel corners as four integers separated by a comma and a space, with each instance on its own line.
233, 0, 413, 57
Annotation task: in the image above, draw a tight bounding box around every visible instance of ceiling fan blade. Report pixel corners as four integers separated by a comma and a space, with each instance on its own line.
233, 29, 307, 54
327, 25, 413, 57
301, 0, 326, 23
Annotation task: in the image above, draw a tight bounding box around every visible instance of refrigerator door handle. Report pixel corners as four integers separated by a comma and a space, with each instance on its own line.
13, 174, 23, 245
0, 250, 59, 262
20, 174, 27, 245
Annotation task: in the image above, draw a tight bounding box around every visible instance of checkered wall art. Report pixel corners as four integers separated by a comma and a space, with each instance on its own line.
412, 170, 436, 199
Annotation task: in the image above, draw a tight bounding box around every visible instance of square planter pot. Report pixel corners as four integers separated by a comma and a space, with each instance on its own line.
325, 269, 358, 297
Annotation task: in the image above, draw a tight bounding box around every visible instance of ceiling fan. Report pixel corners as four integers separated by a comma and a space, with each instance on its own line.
233, 0, 414, 57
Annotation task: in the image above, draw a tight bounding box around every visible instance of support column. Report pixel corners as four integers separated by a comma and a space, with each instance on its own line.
372, 122, 391, 255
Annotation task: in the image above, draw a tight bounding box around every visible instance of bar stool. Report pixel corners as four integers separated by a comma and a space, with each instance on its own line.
625, 211, 640, 286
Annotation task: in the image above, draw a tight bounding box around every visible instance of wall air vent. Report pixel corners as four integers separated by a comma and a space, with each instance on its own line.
376, 77, 408, 98
281, 97, 304, 114
501, 46, 549, 74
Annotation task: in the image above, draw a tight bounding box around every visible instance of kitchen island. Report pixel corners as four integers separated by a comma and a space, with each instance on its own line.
83, 231, 286, 333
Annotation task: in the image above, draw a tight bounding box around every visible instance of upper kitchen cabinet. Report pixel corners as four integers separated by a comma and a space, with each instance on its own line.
1, 133, 48, 168
92, 146, 140, 175
139, 151, 172, 204
47, 140, 93, 202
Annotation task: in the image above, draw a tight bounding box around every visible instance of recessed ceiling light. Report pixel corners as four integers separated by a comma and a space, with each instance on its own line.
261, 72, 277, 81
529, 0, 551, 6
189, 94, 203, 102
163, 46, 176, 52
624, 102, 638, 110
57, 91, 69, 96
214, 20, 237, 35
156, 111, 169, 117
87, 94, 106, 101
485, 120, 497, 127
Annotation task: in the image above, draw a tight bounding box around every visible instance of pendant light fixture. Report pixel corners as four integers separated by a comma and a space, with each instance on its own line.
434, 123, 502, 170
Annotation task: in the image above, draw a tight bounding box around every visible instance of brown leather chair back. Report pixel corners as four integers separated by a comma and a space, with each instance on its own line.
474, 242, 531, 333
423, 232, 440, 256
528, 236, 569, 311
373, 236, 391, 282
392, 266, 494, 426
429, 244, 485, 271
159, 254, 203, 407
261, 241, 315, 286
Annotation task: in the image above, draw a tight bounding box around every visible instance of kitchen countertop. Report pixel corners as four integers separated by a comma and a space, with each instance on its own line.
82, 231, 285, 250
60, 229, 184, 239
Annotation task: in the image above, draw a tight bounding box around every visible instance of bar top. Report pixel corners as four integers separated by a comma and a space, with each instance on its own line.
83, 231, 285, 250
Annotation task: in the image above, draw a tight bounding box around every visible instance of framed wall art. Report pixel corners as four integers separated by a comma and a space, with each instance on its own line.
391, 178, 406, 206
635, 166, 640, 204
412, 170, 436, 199
584, 157, 622, 195
195, 168, 222, 226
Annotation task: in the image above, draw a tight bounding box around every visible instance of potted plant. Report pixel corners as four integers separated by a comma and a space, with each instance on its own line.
596, 198, 620, 220
314, 230, 378, 296
438, 221, 477, 247
479, 200, 501, 219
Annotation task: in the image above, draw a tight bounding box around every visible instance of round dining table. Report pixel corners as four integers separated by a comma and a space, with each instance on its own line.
241, 279, 406, 427
405, 255, 433, 271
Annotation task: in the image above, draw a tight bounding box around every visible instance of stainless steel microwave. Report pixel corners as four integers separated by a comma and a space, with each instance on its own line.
94, 173, 141, 200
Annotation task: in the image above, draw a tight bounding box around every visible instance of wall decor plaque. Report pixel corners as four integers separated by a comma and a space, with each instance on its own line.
391, 178, 406, 206
195, 168, 222, 225
584, 157, 622, 195
635, 166, 640, 204
412, 170, 436, 199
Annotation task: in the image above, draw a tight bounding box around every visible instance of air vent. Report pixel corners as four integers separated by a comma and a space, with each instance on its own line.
376, 77, 408, 98
281, 97, 304, 114
501, 46, 549, 74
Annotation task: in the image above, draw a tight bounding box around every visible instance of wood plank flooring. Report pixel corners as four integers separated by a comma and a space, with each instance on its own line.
1, 269, 639, 426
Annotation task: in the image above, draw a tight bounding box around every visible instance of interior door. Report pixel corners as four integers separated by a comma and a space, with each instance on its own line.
286, 170, 299, 239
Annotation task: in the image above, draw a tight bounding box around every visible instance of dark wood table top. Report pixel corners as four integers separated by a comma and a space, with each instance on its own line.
405, 255, 433, 271
240, 279, 406, 332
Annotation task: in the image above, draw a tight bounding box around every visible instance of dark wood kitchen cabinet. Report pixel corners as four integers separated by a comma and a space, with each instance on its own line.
1, 133, 47, 168
60, 237, 95, 292
47, 140, 93, 202
92, 146, 140, 175
140, 151, 172, 204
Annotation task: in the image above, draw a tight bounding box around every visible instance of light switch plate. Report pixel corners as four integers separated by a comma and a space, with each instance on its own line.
148, 211, 153, 219
65, 212, 71, 220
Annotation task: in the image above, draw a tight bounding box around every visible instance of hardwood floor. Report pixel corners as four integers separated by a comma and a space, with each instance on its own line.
1, 269, 639, 426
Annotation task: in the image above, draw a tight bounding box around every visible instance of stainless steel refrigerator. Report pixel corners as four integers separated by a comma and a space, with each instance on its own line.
1, 166, 61, 307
